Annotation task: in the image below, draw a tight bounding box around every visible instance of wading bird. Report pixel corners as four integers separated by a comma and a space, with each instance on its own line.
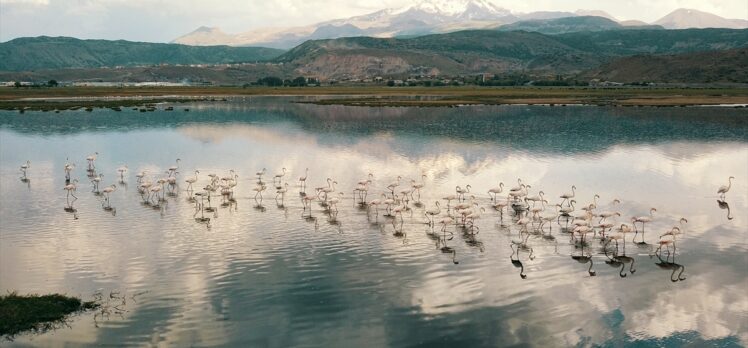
718, 176, 734, 199
20, 160, 30, 178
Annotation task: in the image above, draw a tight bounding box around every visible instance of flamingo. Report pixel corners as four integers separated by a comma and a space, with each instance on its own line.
383, 194, 397, 216
367, 194, 386, 218
315, 178, 332, 197
298, 168, 309, 192
150, 180, 165, 204
560, 185, 576, 206
63, 179, 78, 201
517, 216, 532, 232
456, 185, 471, 202
168, 158, 181, 176
256, 168, 266, 182
86, 152, 98, 171
117, 165, 128, 182
509, 178, 523, 192
64, 160, 75, 183
493, 199, 509, 222
465, 207, 485, 232
392, 201, 408, 224
529, 199, 548, 219
597, 211, 621, 223
424, 201, 441, 225
439, 216, 454, 233
102, 184, 116, 209
488, 181, 504, 202
612, 223, 634, 254
508, 184, 528, 202
557, 200, 576, 216
410, 174, 427, 201
135, 170, 147, 183
657, 227, 682, 255
185, 170, 199, 191
20, 160, 30, 177
632, 208, 656, 245
526, 190, 545, 207
358, 173, 374, 186
91, 173, 103, 193
386, 176, 402, 197
327, 192, 344, 214
319, 181, 338, 201
253, 183, 267, 201
718, 176, 734, 199
273, 167, 287, 187
354, 181, 372, 204
442, 193, 457, 209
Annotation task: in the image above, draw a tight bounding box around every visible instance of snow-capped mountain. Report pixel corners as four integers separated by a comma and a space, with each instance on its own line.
174, 0, 516, 48
172, 1, 747, 48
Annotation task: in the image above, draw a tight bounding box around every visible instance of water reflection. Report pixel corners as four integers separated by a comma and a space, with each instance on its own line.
1, 100, 747, 346
717, 199, 734, 220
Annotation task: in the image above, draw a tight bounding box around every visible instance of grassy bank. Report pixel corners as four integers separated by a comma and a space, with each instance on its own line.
0, 86, 747, 107
0, 292, 99, 338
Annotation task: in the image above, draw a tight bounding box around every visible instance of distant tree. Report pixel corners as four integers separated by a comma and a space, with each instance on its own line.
47, 79, 58, 87
257, 76, 283, 87
290, 76, 307, 87
386, 80, 395, 87
14, 81, 21, 88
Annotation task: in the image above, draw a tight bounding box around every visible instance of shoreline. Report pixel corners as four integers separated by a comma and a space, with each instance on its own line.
0, 86, 747, 109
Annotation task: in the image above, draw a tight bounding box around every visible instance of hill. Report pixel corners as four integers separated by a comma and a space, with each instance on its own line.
496, 16, 660, 34
0, 37, 285, 71
584, 48, 748, 83
275, 28, 748, 79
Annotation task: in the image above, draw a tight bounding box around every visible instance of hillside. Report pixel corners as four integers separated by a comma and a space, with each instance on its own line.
497, 16, 661, 34
0, 37, 285, 71
275, 28, 748, 79
584, 48, 748, 83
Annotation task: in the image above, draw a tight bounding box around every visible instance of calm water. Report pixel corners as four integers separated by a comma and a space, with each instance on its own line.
1, 98, 747, 347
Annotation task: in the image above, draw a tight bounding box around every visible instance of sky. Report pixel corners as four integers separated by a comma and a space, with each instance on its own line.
1, 0, 747, 42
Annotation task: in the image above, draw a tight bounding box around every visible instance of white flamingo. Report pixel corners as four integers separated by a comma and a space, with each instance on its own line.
718, 176, 734, 199
488, 182, 504, 202
185, 170, 199, 191
298, 168, 309, 192
425, 201, 441, 225
102, 184, 116, 208
20, 160, 30, 177
387, 176, 402, 197
273, 167, 287, 186
632, 208, 657, 244
86, 152, 98, 171
560, 185, 576, 206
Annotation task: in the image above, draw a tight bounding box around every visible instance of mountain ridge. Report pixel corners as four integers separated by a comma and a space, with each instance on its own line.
275, 28, 748, 79
172, 3, 748, 48
0, 36, 284, 71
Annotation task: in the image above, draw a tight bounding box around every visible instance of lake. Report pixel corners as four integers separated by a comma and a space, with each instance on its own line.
1, 98, 747, 347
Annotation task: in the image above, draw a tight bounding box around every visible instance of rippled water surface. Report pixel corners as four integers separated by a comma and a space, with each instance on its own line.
1, 98, 747, 347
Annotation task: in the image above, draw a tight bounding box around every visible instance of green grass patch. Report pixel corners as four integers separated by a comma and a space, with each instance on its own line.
0, 292, 99, 339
